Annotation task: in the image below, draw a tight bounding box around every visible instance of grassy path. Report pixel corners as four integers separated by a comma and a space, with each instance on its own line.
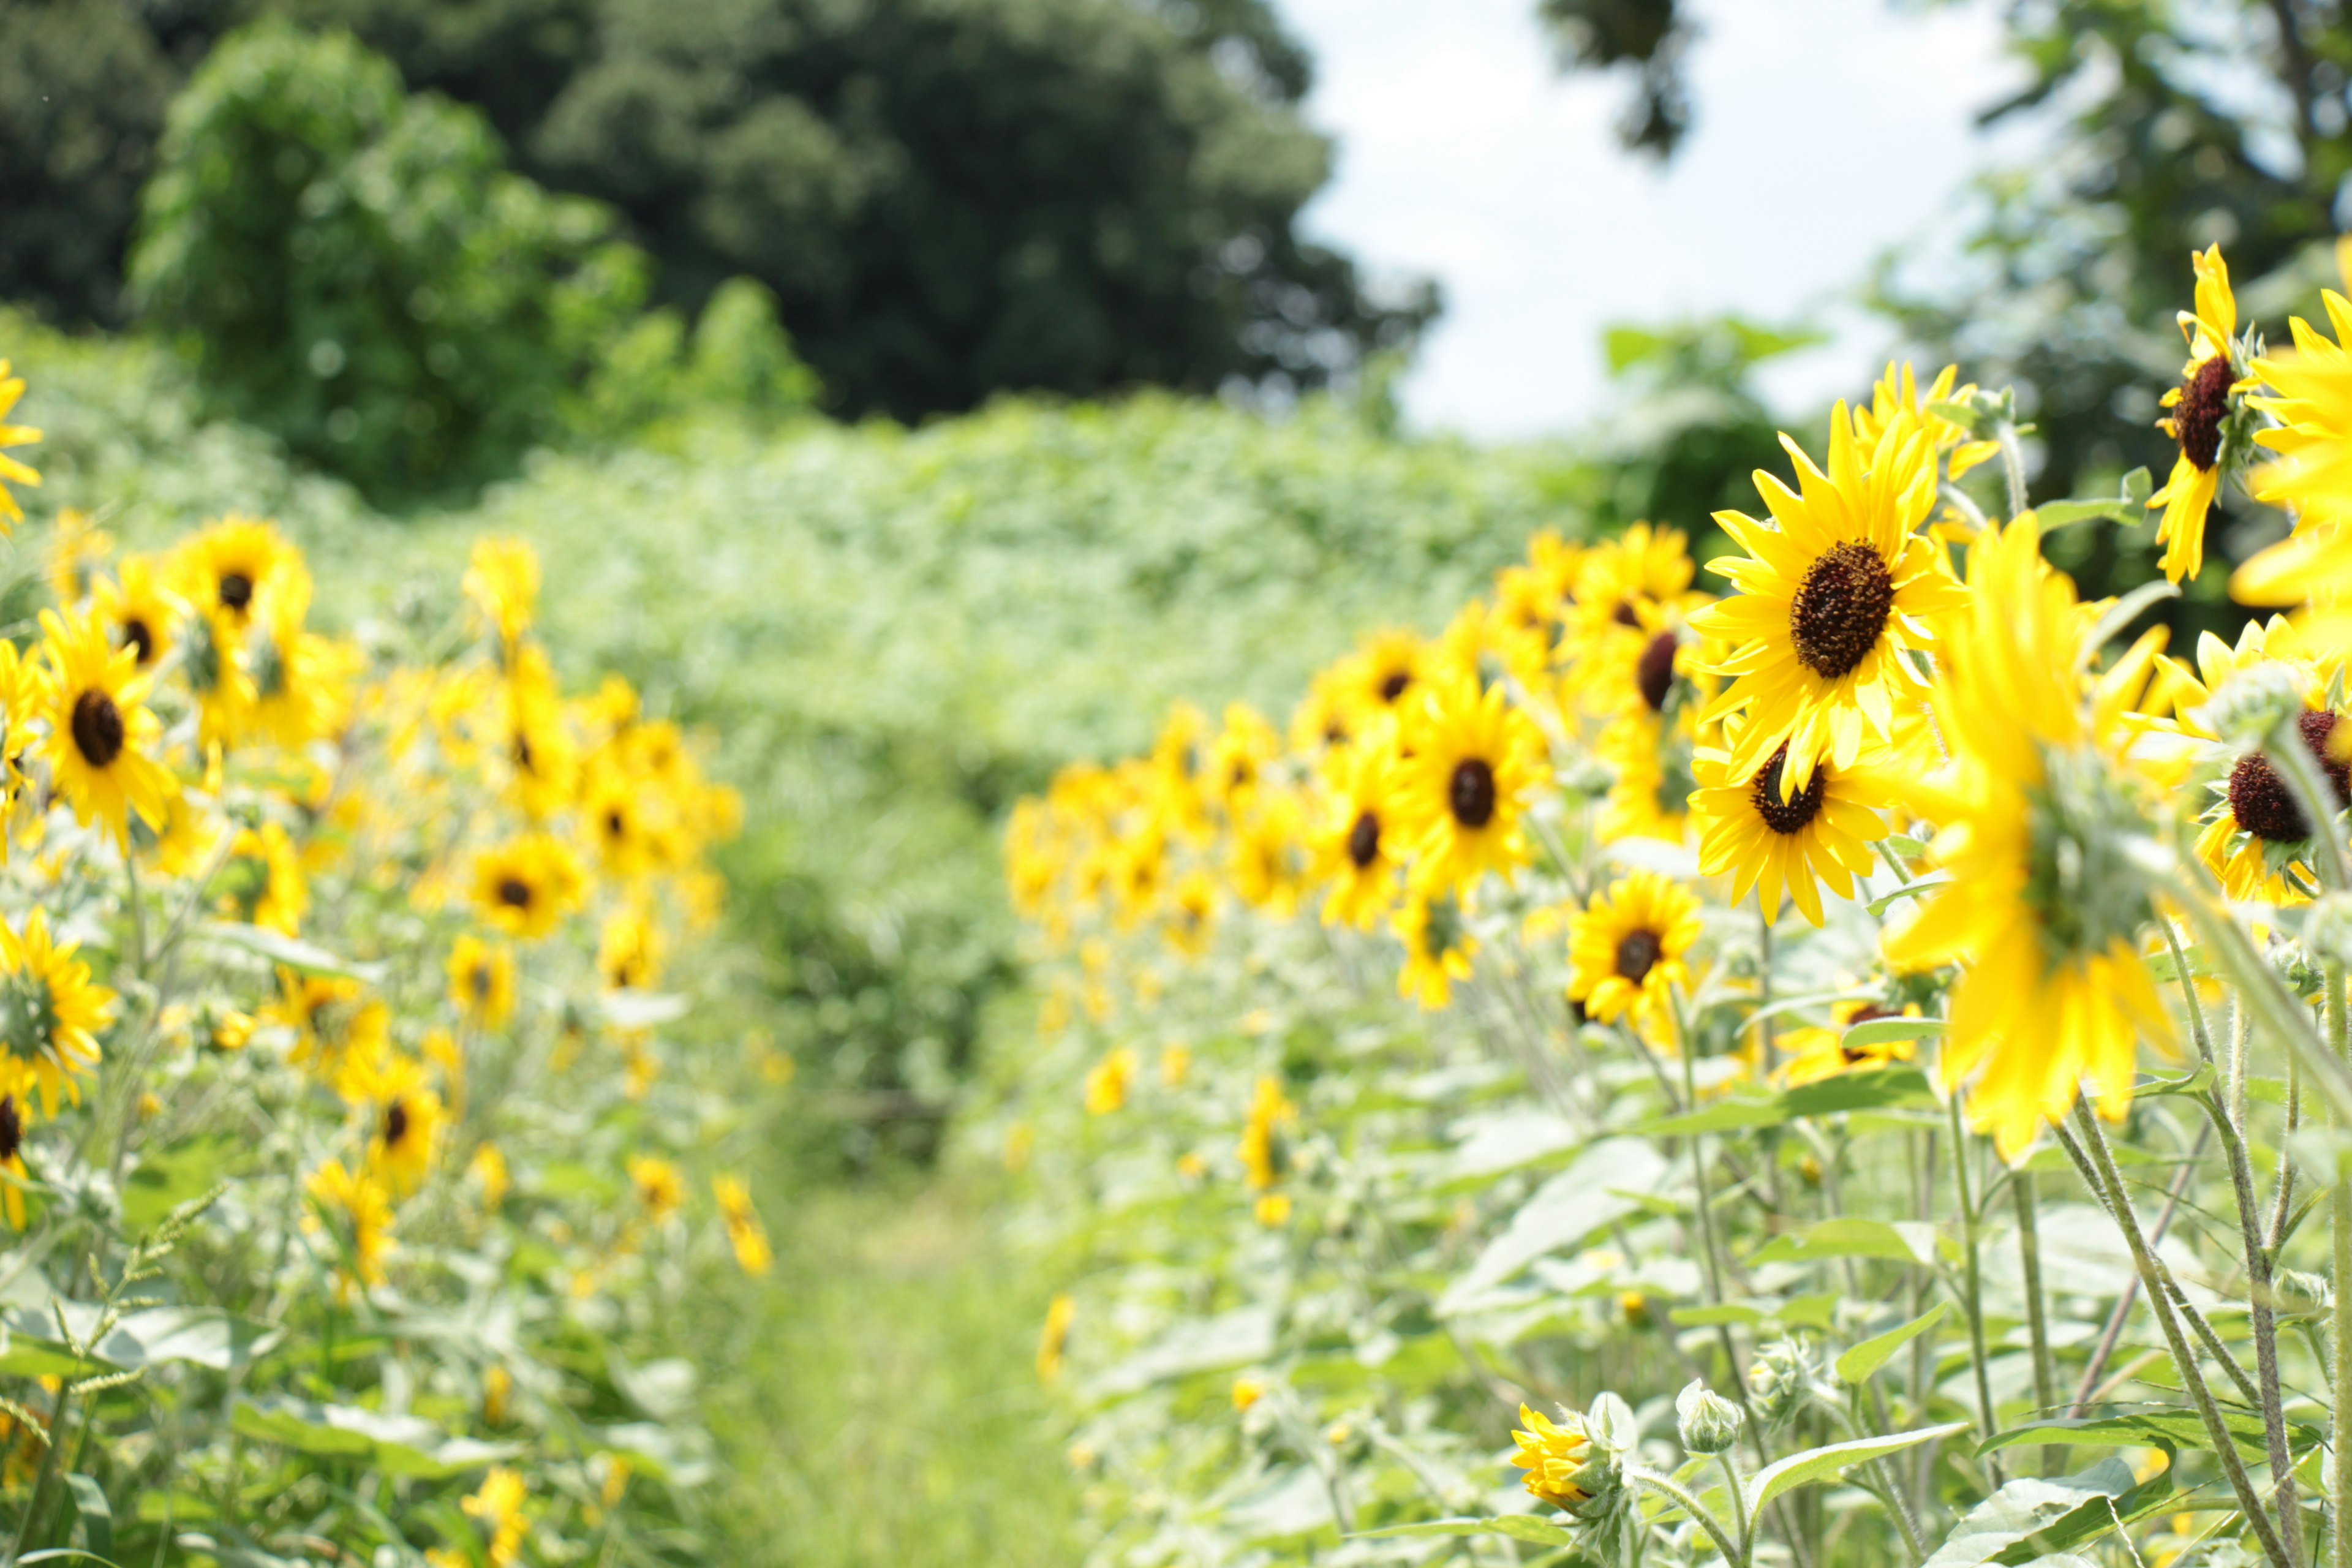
692, 1177, 1083, 1566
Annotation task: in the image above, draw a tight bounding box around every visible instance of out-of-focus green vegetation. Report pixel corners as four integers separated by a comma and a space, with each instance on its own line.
1, 0, 1431, 423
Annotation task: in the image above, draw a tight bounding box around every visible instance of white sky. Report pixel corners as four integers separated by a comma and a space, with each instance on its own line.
1279, 0, 2035, 439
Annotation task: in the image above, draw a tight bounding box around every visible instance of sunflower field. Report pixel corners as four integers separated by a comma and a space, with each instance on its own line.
998, 246, 2352, 1568
0, 353, 775, 1565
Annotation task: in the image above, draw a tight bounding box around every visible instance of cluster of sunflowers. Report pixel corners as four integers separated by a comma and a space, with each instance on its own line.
0, 356, 770, 1566
1001, 246, 2352, 1568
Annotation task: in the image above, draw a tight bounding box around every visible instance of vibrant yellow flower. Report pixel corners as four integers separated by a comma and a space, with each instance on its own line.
462, 537, 540, 658
1037, 1292, 1076, 1381
1596, 710, 1695, 847
460, 1466, 528, 1568
1313, 725, 1406, 930
1510, 1403, 1600, 1510
1254, 1192, 1292, 1226
1209, 702, 1280, 815
1564, 523, 1698, 680
1852, 361, 1999, 478
0, 360, 40, 527
306, 1158, 395, 1295
1393, 889, 1478, 1009
246, 570, 358, 748
173, 515, 295, 633
1882, 516, 2174, 1160
1776, 1009, 1919, 1087
448, 933, 516, 1027
1566, 870, 1701, 1030
470, 1142, 510, 1208
1083, 1047, 1137, 1115
630, 1153, 685, 1221
2146, 245, 2245, 583
1346, 628, 1433, 726
268, 972, 390, 1086
2249, 284, 2352, 532
1236, 1074, 1294, 1190
1393, 674, 1550, 894
1690, 736, 1893, 925
1690, 404, 1967, 801
349, 1052, 443, 1197
1164, 869, 1217, 959
34, 605, 175, 848
496, 646, 578, 821
0, 910, 110, 1116
148, 786, 224, 879
714, 1174, 772, 1276
472, 834, 587, 940
1227, 787, 1309, 917
598, 906, 663, 991
226, 820, 307, 935
578, 757, 676, 879
1232, 1376, 1265, 1412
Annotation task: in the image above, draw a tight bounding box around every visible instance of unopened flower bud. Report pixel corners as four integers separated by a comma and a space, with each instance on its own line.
1748, 1337, 1815, 1428
2197, 664, 2307, 752
1676, 1379, 1744, 1455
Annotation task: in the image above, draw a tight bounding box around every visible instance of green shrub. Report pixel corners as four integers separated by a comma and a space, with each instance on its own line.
129, 21, 647, 502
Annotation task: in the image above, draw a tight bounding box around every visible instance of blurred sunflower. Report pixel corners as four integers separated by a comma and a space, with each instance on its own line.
0, 910, 110, 1117
2147, 246, 2250, 583
306, 1157, 394, 1294
270, 972, 390, 1085
1314, 732, 1406, 929
1227, 790, 1309, 917
35, 605, 175, 848
462, 537, 540, 660
2250, 285, 2352, 532
1393, 674, 1550, 894
598, 906, 663, 991
1566, 869, 1700, 1030
1210, 702, 1281, 815
630, 1153, 685, 1221
94, 556, 175, 671
461, 1466, 529, 1567
0, 360, 39, 527
1164, 869, 1218, 959
226, 820, 308, 935
472, 834, 587, 941
46, 508, 111, 605
0, 1093, 26, 1228
448, 933, 516, 1028
1690, 404, 1965, 801
174, 514, 293, 631
1349, 628, 1431, 724
1596, 712, 1694, 846
1084, 1047, 1137, 1114
1883, 516, 2173, 1160
350, 1052, 443, 1197
714, 1174, 773, 1275
1689, 737, 1892, 925
1236, 1074, 1295, 1190
1393, 889, 1477, 1009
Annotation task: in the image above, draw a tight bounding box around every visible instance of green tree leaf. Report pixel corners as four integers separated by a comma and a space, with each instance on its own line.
1834, 1301, 1949, 1385
1745, 1423, 1970, 1516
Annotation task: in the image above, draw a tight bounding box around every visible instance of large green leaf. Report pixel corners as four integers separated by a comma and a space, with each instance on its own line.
1439, 1137, 1667, 1311
1745, 1423, 1970, 1515
1749, 1218, 1937, 1267
121, 1133, 250, 1231
1980, 1408, 2317, 1462
1922, 1457, 2175, 1567
231, 1395, 518, 1478
1834, 1301, 1949, 1385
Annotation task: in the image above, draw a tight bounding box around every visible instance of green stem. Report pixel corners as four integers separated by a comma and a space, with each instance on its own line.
1947, 1091, 2002, 1482
1716, 1451, 1749, 1560
1629, 1467, 1744, 1568
2329, 958, 2350, 1568
1995, 420, 2031, 521
2009, 1171, 2059, 1477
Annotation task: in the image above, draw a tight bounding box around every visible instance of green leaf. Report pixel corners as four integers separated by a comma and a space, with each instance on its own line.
1922, 1457, 2172, 1567
1670, 1303, 1765, 1329
2084, 579, 2181, 655
62, 1474, 111, 1559
1749, 1218, 1937, 1268
198, 921, 385, 983
121, 1133, 250, 1231
1868, 879, 1949, 916
2035, 467, 2155, 531
1842, 1018, 1948, 1048
1636, 1068, 1937, 1137
1979, 1408, 2315, 1461
1834, 1301, 1949, 1385
232, 1395, 519, 1478
1746, 1423, 1969, 1515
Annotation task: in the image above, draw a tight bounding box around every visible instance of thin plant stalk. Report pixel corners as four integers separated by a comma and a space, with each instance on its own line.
2008, 1171, 2060, 1477
1947, 1091, 2001, 1482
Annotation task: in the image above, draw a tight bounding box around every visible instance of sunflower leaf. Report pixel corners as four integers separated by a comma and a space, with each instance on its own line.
1868, 879, 1948, 916
1745, 1423, 1970, 1515
1841, 1018, 1948, 1048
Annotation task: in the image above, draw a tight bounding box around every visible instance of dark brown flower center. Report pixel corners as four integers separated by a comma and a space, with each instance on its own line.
2176, 353, 2234, 472
605, 809, 627, 842
217, 571, 253, 612
0, 1093, 20, 1164
496, 876, 533, 910
1378, 670, 1412, 704
1614, 929, 1662, 984
1789, 541, 1895, 680
1448, 757, 1497, 828
122, 618, 155, 665
1750, 744, 1828, 834
1636, 630, 1678, 712
1612, 601, 1642, 630
1347, 809, 1381, 869
2228, 709, 2352, 842
70, 688, 124, 769
383, 1099, 410, 1149
470, 962, 493, 1000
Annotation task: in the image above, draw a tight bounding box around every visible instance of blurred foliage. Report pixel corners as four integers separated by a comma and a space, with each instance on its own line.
129, 23, 653, 502
0, 0, 1433, 423
1535, 0, 1691, 156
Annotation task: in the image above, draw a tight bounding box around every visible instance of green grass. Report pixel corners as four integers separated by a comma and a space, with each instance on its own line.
688, 1177, 1083, 1567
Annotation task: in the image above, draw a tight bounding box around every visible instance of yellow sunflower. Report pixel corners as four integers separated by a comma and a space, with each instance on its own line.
0, 360, 40, 527
268, 973, 391, 1085
94, 556, 176, 671
1209, 702, 1281, 815
630, 1153, 685, 1221
1236, 1074, 1295, 1189
1349, 628, 1432, 725
1393, 889, 1477, 1009
714, 1174, 773, 1276
0, 1092, 28, 1229
472, 834, 588, 941
307, 1157, 395, 1294
1314, 731, 1407, 929
225, 820, 308, 935
579, 759, 677, 880
1882, 516, 2174, 1160
1083, 1047, 1137, 1115
598, 906, 664, 990
1596, 710, 1695, 846
461, 1466, 529, 1568
46, 508, 111, 606
1689, 736, 1893, 925
2146, 245, 2248, 583
1392, 674, 1550, 894
1776, 1001, 1921, 1086
463, 537, 540, 659
1164, 869, 1218, 959
1690, 404, 1966, 800
2248, 284, 2352, 532
247, 571, 358, 748
34, 605, 175, 848
0, 911, 111, 1117
447, 933, 516, 1027
1566, 869, 1701, 1029
173, 515, 295, 632
1510, 1404, 1603, 1512
349, 1052, 443, 1197
1227, 788, 1309, 917
1852, 361, 2000, 479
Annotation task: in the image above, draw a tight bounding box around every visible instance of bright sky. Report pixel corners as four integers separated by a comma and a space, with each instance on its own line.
1279, 0, 2034, 439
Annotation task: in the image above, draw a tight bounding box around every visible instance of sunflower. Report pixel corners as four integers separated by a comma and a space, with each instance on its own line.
1852, 361, 2000, 479
1164, 869, 1217, 959
46, 508, 111, 606
447, 933, 516, 1028
1566, 869, 1701, 1030
1314, 731, 1406, 929
0, 1093, 28, 1229
1084, 1047, 1137, 1114
1690, 404, 1966, 799
0, 910, 111, 1117
306, 1157, 395, 1294
461, 1466, 529, 1568
579, 759, 676, 880
1209, 702, 1281, 815
1236, 1074, 1295, 1190
714, 1174, 773, 1276
1510, 1404, 1607, 1513
1227, 789, 1309, 917
1148, 701, 1213, 840
472, 834, 587, 941
268, 972, 390, 1085
34, 605, 175, 848
1286, 664, 1360, 757
174, 515, 295, 632
1393, 889, 1477, 1009
630, 1153, 685, 1221
2248, 285, 2352, 532
1596, 711, 1695, 846
463, 537, 540, 660
1349, 628, 1432, 724
247, 571, 358, 748
2147, 246, 2251, 584
1037, 1293, 1076, 1381
349, 1052, 443, 1197
1776, 1001, 1921, 1086
225, 820, 308, 935
0, 361, 39, 527
1392, 674, 1550, 894
1882, 516, 2174, 1160
497, 646, 578, 821
598, 906, 663, 991
1690, 736, 1893, 925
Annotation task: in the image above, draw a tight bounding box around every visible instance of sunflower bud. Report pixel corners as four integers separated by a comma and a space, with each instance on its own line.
2197, 664, 2308, 753
1507, 1402, 1625, 1525
1675, 1379, 1744, 1455
2305, 895, 2352, 968
1748, 1337, 1815, 1428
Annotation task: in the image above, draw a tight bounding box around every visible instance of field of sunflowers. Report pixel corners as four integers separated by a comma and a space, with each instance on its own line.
0, 349, 783, 1565
998, 246, 2352, 1568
